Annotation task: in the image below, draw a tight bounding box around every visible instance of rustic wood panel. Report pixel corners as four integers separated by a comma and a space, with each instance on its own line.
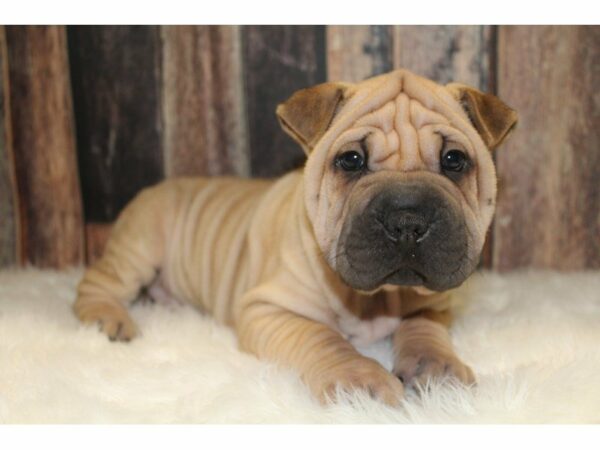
5, 26, 84, 268
162, 25, 249, 177
326, 26, 393, 82
0, 26, 20, 267
393, 26, 493, 89
242, 26, 327, 177
67, 26, 164, 223
493, 26, 600, 271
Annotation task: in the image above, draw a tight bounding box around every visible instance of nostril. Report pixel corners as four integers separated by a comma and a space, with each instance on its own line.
412, 223, 427, 239
381, 210, 429, 246
398, 227, 420, 244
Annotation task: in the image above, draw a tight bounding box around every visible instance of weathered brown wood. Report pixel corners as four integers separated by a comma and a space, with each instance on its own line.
85, 222, 112, 265
326, 26, 393, 82
242, 26, 327, 177
493, 26, 600, 271
67, 25, 164, 222
393, 26, 493, 89
5, 26, 84, 268
162, 26, 249, 178
0, 26, 20, 267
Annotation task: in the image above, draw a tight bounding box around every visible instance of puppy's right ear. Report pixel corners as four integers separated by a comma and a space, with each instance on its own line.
446, 83, 518, 151
276, 82, 348, 154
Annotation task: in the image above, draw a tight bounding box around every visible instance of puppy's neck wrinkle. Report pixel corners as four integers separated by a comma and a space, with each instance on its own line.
342, 286, 451, 321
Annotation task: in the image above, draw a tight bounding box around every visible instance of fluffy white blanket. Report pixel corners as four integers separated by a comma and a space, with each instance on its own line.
0, 268, 598, 423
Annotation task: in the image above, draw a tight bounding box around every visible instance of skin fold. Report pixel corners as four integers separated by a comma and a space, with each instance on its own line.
74, 69, 517, 406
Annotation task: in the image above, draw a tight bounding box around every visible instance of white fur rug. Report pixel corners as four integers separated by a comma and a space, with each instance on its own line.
0, 268, 599, 423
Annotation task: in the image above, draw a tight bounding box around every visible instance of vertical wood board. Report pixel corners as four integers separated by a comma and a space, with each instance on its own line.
242, 26, 327, 177
0, 27, 19, 266
326, 26, 393, 82
162, 25, 249, 178
68, 25, 164, 223
393, 25, 493, 90
6, 25, 84, 268
494, 25, 600, 270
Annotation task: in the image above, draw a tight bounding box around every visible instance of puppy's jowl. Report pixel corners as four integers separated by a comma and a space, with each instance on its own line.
74, 69, 517, 406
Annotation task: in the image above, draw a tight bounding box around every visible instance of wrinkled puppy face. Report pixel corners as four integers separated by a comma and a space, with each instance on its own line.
277, 70, 517, 292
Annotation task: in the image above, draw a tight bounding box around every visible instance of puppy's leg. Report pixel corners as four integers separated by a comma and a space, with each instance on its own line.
392, 309, 475, 389
74, 185, 172, 341
238, 300, 404, 406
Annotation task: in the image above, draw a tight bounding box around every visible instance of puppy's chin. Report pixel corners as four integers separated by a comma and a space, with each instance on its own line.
362, 283, 436, 297
378, 284, 435, 296
335, 253, 477, 293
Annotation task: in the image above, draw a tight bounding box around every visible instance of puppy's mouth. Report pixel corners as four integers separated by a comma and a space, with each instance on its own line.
336, 252, 469, 292
336, 257, 429, 292
382, 267, 427, 286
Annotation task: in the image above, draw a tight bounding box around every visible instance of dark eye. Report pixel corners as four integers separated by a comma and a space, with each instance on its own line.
336, 150, 365, 172
441, 149, 468, 172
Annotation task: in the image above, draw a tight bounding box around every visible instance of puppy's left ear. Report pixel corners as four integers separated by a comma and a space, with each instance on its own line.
446, 83, 518, 150
276, 82, 349, 154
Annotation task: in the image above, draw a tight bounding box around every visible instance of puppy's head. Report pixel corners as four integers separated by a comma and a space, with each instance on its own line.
276, 70, 517, 292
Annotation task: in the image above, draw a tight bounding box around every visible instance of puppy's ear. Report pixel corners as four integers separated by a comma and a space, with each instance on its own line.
276, 82, 348, 153
446, 83, 518, 150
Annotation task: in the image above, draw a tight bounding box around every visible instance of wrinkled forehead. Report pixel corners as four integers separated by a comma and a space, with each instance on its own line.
327, 70, 482, 152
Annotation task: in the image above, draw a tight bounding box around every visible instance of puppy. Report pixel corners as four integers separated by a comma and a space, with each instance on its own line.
74, 69, 517, 406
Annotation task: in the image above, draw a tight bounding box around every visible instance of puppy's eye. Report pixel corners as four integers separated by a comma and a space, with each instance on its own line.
336, 150, 365, 172
441, 149, 468, 172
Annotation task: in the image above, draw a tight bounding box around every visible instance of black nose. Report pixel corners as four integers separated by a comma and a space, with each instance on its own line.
381, 210, 429, 247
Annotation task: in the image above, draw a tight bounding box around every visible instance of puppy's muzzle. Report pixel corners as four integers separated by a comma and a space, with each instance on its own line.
336, 178, 477, 292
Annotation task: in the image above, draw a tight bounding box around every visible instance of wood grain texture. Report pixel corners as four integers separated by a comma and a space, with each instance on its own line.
242, 26, 327, 177
85, 222, 112, 265
67, 26, 164, 222
0, 26, 20, 266
5, 26, 84, 268
493, 26, 600, 270
162, 26, 249, 177
393, 25, 493, 90
326, 26, 393, 82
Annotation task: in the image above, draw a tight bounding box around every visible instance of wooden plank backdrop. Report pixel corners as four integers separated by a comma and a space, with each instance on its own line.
67, 26, 165, 223
162, 25, 249, 178
5, 26, 84, 268
393, 26, 493, 89
0, 25, 597, 271
0, 27, 20, 267
326, 25, 393, 81
494, 26, 600, 270
243, 25, 327, 177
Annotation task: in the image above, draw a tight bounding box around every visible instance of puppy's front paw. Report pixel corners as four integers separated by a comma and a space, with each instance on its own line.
394, 350, 475, 390
74, 299, 138, 342
311, 357, 405, 407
